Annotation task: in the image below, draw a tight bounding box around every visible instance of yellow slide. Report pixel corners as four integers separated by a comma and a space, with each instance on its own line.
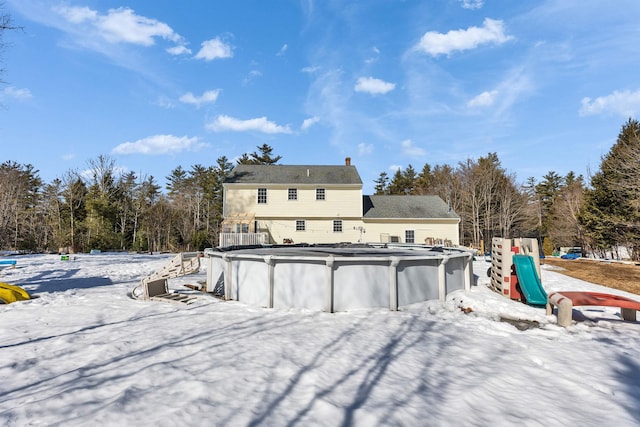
0, 282, 31, 304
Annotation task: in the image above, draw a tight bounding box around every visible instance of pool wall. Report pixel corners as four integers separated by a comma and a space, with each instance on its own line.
204, 246, 473, 312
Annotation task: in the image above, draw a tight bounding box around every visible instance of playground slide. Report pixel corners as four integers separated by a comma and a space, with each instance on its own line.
512, 254, 547, 306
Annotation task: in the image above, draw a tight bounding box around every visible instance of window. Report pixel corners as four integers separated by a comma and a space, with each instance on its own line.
316, 188, 325, 200
405, 230, 415, 243
288, 188, 298, 200
234, 223, 250, 233
296, 220, 306, 231
333, 220, 343, 233
257, 188, 267, 204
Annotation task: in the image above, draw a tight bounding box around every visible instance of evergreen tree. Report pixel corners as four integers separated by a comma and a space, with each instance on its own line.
536, 171, 563, 230
373, 171, 390, 195
388, 165, 416, 195
547, 172, 585, 249
252, 143, 282, 164
414, 163, 432, 195
236, 153, 251, 165
581, 118, 640, 260
238, 144, 282, 165
60, 170, 88, 252
134, 175, 161, 251
114, 172, 137, 250
84, 156, 120, 250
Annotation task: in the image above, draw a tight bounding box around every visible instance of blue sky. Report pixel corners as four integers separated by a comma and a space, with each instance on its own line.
2, 0, 640, 193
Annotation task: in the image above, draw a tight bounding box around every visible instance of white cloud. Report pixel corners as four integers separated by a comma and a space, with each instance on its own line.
301, 116, 320, 130
154, 96, 175, 109
206, 115, 293, 134
179, 90, 221, 108
579, 90, 640, 117
301, 66, 320, 73
243, 70, 263, 86
195, 37, 233, 61
389, 164, 403, 172
401, 139, 427, 156
277, 44, 288, 56
354, 77, 396, 95
467, 90, 498, 108
358, 143, 374, 155
415, 18, 512, 57
54, 5, 96, 23
54, 6, 188, 53
460, 0, 484, 10
2, 86, 33, 100
365, 47, 380, 64
96, 8, 178, 45
112, 135, 207, 155
167, 45, 191, 55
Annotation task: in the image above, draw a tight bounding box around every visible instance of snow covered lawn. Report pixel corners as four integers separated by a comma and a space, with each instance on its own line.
1, 254, 639, 426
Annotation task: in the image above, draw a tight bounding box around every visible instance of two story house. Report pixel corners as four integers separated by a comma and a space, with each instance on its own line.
220, 158, 460, 247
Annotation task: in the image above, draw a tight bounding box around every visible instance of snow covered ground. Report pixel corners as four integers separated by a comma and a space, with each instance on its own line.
1, 253, 639, 426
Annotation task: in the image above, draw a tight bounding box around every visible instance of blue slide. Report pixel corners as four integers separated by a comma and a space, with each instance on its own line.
512, 254, 547, 306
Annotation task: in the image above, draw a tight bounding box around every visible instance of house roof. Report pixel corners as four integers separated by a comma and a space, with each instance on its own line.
224, 164, 363, 185
363, 195, 460, 219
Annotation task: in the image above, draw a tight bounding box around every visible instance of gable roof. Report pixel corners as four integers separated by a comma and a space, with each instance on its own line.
363, 195, 459, 219
224, 164, 363, 185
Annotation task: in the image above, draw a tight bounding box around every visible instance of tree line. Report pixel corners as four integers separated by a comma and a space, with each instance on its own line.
1, 121, 639, 260
0, 144, 279, 254
374, 118, 640, 260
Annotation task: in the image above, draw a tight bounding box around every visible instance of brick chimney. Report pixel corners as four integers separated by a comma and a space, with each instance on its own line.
345, 157, 351, 166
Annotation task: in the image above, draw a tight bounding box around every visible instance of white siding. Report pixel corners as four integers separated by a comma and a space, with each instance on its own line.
256, 219, 365, 244
363, 219, 460, 246
224, 185, 362, 218
223, 182, 460, 246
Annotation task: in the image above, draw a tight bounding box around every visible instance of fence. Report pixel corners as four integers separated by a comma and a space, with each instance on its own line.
219, 232, 268, 248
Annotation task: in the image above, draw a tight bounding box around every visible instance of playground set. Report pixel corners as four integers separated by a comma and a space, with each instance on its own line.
490, 237, 547, 306
490, 237, 640, 327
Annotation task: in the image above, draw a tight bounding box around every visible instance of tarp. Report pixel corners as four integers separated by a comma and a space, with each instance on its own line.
0, 282, 31, 304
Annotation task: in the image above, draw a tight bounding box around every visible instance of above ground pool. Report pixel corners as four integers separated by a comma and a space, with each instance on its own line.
204, 244, 473, 312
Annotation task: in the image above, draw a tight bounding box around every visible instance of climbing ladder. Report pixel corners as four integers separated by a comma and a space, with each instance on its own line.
133, 252, 201, 304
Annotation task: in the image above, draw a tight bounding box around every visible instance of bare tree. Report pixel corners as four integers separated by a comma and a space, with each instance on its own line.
0, 5, 21, 85
496, 173, 525, 239
548, 179, 585, 247
60, 170, 87, 252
